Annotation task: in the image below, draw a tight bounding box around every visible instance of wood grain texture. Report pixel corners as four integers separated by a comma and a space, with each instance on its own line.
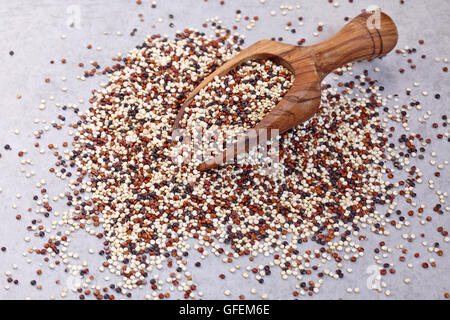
173, 11, 398, 171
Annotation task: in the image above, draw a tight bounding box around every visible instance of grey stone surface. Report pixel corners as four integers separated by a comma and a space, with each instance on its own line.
0, 0, 449, 300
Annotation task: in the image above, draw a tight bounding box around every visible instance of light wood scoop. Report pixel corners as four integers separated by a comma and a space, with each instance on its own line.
173, 11, 398, 171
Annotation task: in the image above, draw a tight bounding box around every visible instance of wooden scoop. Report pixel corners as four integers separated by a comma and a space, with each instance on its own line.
173, 11, 398, 171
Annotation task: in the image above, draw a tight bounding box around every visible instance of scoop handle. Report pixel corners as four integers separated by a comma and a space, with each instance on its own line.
312, 11, 398, 79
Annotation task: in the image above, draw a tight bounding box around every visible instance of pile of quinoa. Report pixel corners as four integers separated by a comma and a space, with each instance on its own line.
44, 30, 397, 297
